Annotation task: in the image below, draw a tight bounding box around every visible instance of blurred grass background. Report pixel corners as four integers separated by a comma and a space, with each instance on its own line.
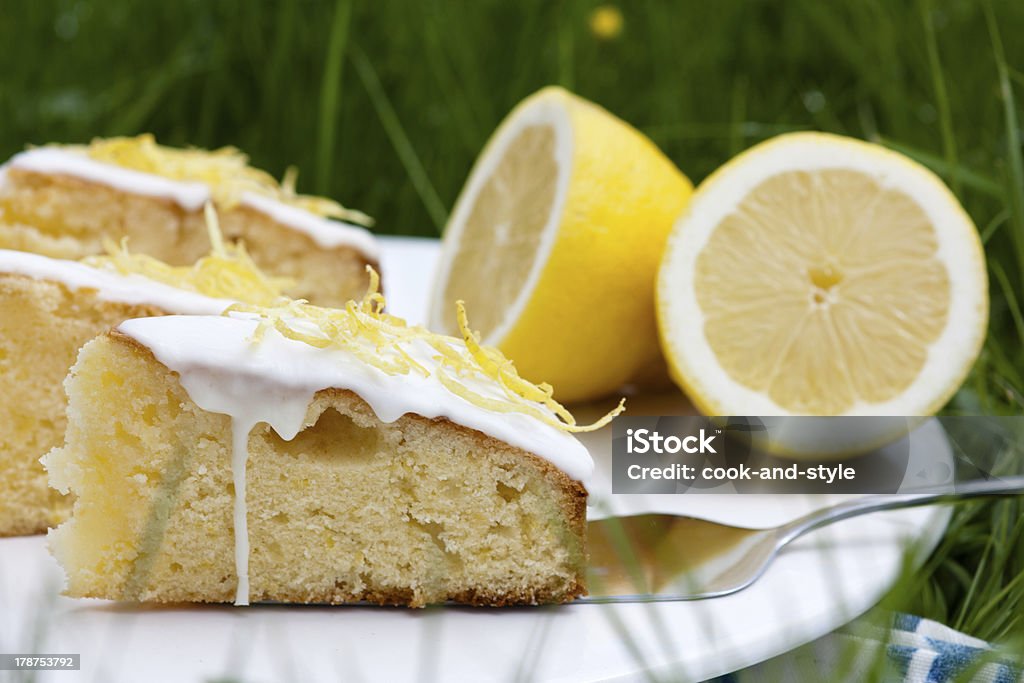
1, 1, 1019, 235
2, 0, 1023, 658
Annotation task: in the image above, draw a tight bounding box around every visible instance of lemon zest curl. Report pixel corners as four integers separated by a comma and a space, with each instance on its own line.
226, 266, 624, 433
78, 134, 374, 226
83, 202, 292, 306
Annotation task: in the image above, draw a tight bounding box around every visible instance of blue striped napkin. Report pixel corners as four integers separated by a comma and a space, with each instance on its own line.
715, 613, 1023, 682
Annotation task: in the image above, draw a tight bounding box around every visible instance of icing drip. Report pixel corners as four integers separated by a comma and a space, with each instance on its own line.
231, 421, 251, 606
158, 361, 315, 605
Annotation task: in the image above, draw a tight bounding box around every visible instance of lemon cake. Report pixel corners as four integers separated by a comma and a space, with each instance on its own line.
0, 250, 240, 537
0, 135, 379, 307
0, 217, 289, 537
47, 288, 616, 606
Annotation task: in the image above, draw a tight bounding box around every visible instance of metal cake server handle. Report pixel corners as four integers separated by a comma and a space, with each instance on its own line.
582, 475, 1024, 603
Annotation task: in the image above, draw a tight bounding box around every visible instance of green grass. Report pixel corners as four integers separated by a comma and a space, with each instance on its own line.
1, 0, 1023, 673
898, 419, 1024, 643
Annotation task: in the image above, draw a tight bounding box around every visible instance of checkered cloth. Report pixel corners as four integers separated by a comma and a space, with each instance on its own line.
716, 613, 1023, 682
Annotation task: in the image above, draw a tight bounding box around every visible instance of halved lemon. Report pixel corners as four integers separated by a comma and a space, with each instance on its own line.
430, 87, 692, 403
657, 132, 988, 416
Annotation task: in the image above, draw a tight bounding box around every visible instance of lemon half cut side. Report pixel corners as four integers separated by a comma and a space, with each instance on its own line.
657, 132, 988, 417
430, 89, 574, 345
430, 86, 693, 403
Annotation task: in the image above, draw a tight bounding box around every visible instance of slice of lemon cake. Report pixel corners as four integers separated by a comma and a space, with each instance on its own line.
0, 135, 378, 307
0, 222, 288, 537
0, 252, 236, 536
47, 286, 618, 606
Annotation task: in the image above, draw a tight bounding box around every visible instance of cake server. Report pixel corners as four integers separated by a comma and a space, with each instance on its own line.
582, 475, 1024, 603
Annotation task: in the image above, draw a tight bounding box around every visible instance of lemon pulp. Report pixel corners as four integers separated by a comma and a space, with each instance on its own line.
438, 125, 558, 338
695, 169, 951, 414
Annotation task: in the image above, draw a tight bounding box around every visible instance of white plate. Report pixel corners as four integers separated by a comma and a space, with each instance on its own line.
0, 237, 951, 682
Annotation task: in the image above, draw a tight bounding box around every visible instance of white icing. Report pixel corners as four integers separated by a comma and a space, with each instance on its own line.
232, 422, 251, 606
5, 148, 378, 259
117, 314, 594, 606
6, 147, 210, 211
240, 193, 380, 259
0, 250, 233, 315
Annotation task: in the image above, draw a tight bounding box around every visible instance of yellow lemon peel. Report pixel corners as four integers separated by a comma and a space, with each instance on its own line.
83, 202, 292, 306
79, 134, 374, 226
227, 266, 624, 433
